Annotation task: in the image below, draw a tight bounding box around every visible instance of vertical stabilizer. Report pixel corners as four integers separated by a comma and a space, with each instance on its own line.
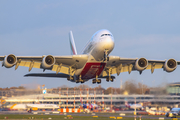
69, 31, 77, 55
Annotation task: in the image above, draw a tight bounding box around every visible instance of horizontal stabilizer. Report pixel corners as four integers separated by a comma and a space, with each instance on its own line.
24, 73, 115, 79
24, 73, 69, 78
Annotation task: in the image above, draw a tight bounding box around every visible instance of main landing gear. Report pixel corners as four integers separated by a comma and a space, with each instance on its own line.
92, 79, 101, 84
106, 76, 114, 82
92, 75, 101, 84
75, 79, 85, 83
67, 76, 74, 81
75, 75, 85, 84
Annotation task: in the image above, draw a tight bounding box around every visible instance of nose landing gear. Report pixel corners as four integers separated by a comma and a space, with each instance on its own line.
104, 50, 109, 61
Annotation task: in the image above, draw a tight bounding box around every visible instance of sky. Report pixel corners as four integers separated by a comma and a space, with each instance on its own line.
0, 0, 180, 89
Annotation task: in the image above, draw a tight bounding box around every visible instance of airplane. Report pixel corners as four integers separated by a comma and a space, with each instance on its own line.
7, 103, 59, 111
125, 101, 144, 110
0, 29, 179, 84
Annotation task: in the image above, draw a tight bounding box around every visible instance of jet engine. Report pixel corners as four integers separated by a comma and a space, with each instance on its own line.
135, 58, 148, 71
3, 54, 17, 68
42, 55, 55, 69
164, 59, 177, 72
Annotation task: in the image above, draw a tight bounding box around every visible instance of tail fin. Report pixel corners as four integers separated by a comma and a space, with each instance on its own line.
69, 31, 77, 55
125, 101, 128, 106
125, 101, 130, 107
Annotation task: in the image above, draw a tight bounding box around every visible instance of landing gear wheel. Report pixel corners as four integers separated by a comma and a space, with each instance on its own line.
97, 79, 101, 84
92, 79, 96, 84
107, 57, 109, 61
67, 76, 74, 81
110, 78, 114, 82
106, 78, 109, 82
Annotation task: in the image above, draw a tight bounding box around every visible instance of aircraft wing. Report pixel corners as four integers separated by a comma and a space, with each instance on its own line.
0, 55, 88, 76
102, 56, 180, 76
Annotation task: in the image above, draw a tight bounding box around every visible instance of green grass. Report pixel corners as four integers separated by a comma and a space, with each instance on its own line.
0, 114, 166, 120
0, 114, 106, 120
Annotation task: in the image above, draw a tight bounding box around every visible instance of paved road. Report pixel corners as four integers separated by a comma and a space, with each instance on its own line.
0, 111, 172, 119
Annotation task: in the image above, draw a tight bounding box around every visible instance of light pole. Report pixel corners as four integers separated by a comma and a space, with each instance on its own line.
142, 80, 143, 95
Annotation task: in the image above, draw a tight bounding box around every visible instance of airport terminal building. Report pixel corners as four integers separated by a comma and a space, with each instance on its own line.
2, 83, 180, 109
2, 91, 180, 109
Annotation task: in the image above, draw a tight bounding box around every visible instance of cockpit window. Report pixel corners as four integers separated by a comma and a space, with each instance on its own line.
101, 34, 112, 37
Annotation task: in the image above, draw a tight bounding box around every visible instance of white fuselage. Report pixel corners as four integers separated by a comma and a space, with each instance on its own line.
9, 104, 59, 110
129, 104, 143, 110
74, 29, 114, 80
82, 29, 115, 61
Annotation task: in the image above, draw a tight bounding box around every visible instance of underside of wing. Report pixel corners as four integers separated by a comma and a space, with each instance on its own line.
102, 56, 179, 76
0, 54, 88, 76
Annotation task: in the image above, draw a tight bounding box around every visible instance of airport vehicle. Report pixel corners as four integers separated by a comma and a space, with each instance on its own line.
0, 29, 179, 84
165, 108, 180, 118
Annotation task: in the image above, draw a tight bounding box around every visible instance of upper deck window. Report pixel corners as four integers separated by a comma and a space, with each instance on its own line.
101, 34, 112, 37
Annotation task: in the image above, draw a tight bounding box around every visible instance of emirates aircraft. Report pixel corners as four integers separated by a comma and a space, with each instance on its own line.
0, 29, 179, 84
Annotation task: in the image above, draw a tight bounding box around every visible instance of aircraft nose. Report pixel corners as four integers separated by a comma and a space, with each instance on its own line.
102, 37, 114, 50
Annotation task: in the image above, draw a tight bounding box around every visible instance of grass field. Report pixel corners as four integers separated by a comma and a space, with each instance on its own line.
0, 114, 167, 120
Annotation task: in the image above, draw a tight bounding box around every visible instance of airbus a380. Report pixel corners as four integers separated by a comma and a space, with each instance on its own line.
0, 29, 179, 84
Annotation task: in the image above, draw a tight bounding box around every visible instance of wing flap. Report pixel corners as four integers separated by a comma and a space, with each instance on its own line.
19, 61, 41, 69
106, 56, 136, 67
102, 65, 129, 76
19, 61, 70, 75
146, 63, 163, 70
51, 65, 69, 75
102, 56, 166, 76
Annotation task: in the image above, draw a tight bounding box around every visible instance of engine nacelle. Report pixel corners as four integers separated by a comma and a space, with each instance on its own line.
3, 54, 17, 68
41, 55, 55, 69
135, 58, 148, 71
164, 59, 177, 72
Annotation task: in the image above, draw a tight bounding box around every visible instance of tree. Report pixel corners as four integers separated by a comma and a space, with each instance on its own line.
123, 80, 138, 94
105, 87, 112, 94
18, 86, 25, 89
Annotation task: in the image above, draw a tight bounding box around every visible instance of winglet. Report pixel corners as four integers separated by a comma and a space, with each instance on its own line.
69, 31, 77, 55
